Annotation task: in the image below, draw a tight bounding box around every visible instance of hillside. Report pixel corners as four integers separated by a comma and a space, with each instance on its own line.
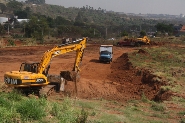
0, 0, 170, 31
23, 3, 160, 27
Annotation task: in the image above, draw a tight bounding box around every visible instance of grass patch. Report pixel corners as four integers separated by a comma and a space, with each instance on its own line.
16, 98, 47, 121
0, 107, 21, 123
172, 97, 185, 103
150, 102, 166, 112
76, 100, 100, 109
50, 98, 88, 123
0, 91, 90, 123
141, 92, 150, 103
128, 45, 185, 99
6, 90, 23, 101
178, 110, 185, 116
122, 103, 148, 123
97, 113, 125, 123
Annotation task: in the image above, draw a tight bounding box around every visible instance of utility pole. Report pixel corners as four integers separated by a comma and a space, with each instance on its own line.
105, 27, 107, 39
3, 21, 10, 35
48, 29, 50, 39
8, 24, 9, 35
24, 25, 25, 37
42, 28, 43, 36
140, 25, 142, 31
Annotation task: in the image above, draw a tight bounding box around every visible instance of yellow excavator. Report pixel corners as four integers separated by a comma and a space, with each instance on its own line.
136, 36, 150, 45
4, 38, 87, 97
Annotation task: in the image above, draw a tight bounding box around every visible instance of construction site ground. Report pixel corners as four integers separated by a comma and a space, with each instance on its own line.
1, 40, 185, 122
0, 42, 172, 102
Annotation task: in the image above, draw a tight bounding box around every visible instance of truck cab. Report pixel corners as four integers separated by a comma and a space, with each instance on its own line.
99, 45, 113, 63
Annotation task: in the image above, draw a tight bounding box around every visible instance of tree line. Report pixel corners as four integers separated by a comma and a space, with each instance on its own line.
0, 0, 179, 42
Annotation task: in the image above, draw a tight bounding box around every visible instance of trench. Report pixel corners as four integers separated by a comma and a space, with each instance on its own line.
108, 53, 172, 102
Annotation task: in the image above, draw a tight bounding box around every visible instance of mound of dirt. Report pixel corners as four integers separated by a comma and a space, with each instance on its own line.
108, 53, 172, 102
63, 52, 171, 102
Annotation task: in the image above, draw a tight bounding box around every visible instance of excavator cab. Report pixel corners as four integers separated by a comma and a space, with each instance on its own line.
20, 62, 51, 76
19, 62, 39, 73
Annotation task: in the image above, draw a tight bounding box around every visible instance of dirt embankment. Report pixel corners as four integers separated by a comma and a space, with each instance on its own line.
108, 53, 171, 102
63, 49, 172, 102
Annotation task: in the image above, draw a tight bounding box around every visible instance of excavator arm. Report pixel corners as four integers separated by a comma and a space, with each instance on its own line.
37, 38, 86, 75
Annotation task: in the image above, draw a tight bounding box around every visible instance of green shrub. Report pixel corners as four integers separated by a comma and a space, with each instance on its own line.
57, 99, 78, 123
50, 102, 61, 117
7, 39, 15, 46
7, 90, 22, 101
51, 98, 89, 123
0, 96, 12, 108
76, 108, 88, 123
0, 107, 20, 123
16, 98, 46, 121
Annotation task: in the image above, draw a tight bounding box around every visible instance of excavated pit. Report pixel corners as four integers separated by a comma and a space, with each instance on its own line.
108, 52, 172, 102
63, 51, 172, 102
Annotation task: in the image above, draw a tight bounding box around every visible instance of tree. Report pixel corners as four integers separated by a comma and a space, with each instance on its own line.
24, 7, 31, 18
7, 1, 23, 12
25, 16, 49, 43
0, 3, 6, 14
140, 30, 146, 37
14, 10, 27, 19
121, 31, 128, 37
155, 23, 174, 33
14, 7, 31, 19
46, 17, 55, 28
74, 11, 85, 26
55, 16, 72, 26
27, 0, 45, 4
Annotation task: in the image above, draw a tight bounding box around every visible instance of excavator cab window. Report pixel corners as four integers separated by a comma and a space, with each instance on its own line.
19, 63, 39, 73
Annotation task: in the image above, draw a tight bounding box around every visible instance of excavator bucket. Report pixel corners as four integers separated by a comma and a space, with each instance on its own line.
60, 71, 80, 82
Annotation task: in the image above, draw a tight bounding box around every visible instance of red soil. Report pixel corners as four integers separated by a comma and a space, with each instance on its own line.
0, 43, 171, 102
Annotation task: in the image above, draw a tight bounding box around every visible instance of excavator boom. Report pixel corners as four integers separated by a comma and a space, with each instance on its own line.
38, 38, 86, 74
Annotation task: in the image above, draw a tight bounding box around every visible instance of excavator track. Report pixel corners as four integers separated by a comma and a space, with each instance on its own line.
39, 85, 56, 98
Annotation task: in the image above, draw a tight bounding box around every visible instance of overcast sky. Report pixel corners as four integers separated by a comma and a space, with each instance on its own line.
17, 0, 185, 15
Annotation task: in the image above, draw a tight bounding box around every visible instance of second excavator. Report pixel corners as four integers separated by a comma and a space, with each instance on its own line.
4, 38, 87, 97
